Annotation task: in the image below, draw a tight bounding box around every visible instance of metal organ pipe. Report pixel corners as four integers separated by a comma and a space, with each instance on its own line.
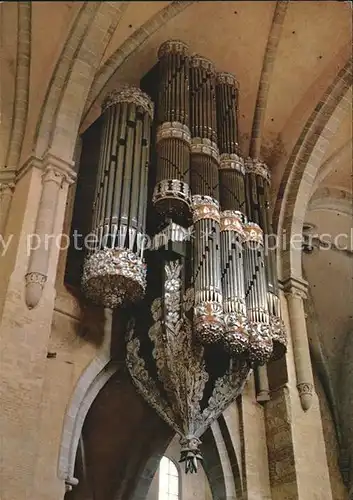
243, 223, 273, 365
153, 40, 191, 224
82, 86, 153, 309
80, 38, 287, 367
245, 159, 286, 359
220, 211, 249, 355
189, 55, 224, 344
216, 72, 250, 355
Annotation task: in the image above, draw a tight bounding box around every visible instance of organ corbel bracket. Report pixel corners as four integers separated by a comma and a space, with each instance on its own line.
283, 276, 314, 411
25, 152, 76, 309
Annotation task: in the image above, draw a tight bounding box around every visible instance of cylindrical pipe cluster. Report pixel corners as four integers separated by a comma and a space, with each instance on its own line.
245, 159, 286, 359
157, 40, 190, 126
153, 40, 191, 223
216, 72, 249, 355
189, 55, 224, 345
82, 86, 153, 309
190, 55, 217, 142
216, 72, 239, 155
192, 195, 224, 343
243, 222, 273, 365
218, 154, 246, 213
220, 211, 249, 355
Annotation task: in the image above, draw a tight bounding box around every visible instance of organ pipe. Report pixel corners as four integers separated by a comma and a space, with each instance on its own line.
216, 72, 250, 356
245, 159, 286, 359
189, 54, 224, 344
243, 222, 273, 365
153, 40, 191, 224
220, 211, 249, 354
82, 86, 153, 309
80, 39, 287, 370
192, 195, 224, 343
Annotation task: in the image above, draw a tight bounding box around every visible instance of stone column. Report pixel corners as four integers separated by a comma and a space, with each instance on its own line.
257, 364, 271, 403
25, 154, 76, 309
0, 176, 15, 236
283, 277, 314, 411
0, 153, 77, 500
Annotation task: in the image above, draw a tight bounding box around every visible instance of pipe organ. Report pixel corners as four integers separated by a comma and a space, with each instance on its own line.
245, 158, 286, 359
153, 40, 191, 224
80, 39, 287, 473
82, 87, 153, 309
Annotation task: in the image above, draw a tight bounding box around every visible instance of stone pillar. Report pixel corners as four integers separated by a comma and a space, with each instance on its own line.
257, 364, 271, 403
25, 155, 76, 309
241, 374, 272, 499
264, 288, 333, 500
0, 170, 16, 236
0, 152, 77, 500
283, 277, 314, 411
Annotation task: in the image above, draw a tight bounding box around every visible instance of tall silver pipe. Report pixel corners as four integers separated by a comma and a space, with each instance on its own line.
82, 86, 153, 309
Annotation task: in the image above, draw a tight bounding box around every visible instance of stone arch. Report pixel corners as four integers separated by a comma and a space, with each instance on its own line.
41, 2, 128, 162
311, 138, 352, 194
199, 427, 227, 500
308, 186, 353, 217
4, 2, 31, 170
82, 1, 195, 121
33, 1, 195, 165
274, 58, 352, 281
58, 350, 123, 486
33, 2, 101, 157
131, 453, 164, 500
133, 418, 243, 500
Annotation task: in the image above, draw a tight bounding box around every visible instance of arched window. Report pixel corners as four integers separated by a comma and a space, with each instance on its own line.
158, 456, 179, 500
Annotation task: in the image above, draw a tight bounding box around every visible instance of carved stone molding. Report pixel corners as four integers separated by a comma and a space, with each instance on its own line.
0, 166, 17, 185
25, 272, 47, 287
0, 181, 15, 194
42, 151, 76, 185
16, 155, 43, 181
65, 476, 79, 492
297, 382, 313, 412
282, 276, 308, 300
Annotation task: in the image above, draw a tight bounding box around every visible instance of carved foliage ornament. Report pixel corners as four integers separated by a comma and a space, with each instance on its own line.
126, 261, 250, 473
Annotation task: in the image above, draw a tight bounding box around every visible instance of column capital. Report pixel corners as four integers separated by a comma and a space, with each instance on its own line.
16, 155, 43, 181
281, 276, 308, 299
0, 182, 15, 194
0, 168, 16, 191
42, 151, 76, 186
297, 382, 313, 411
16, 152, 77, 185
